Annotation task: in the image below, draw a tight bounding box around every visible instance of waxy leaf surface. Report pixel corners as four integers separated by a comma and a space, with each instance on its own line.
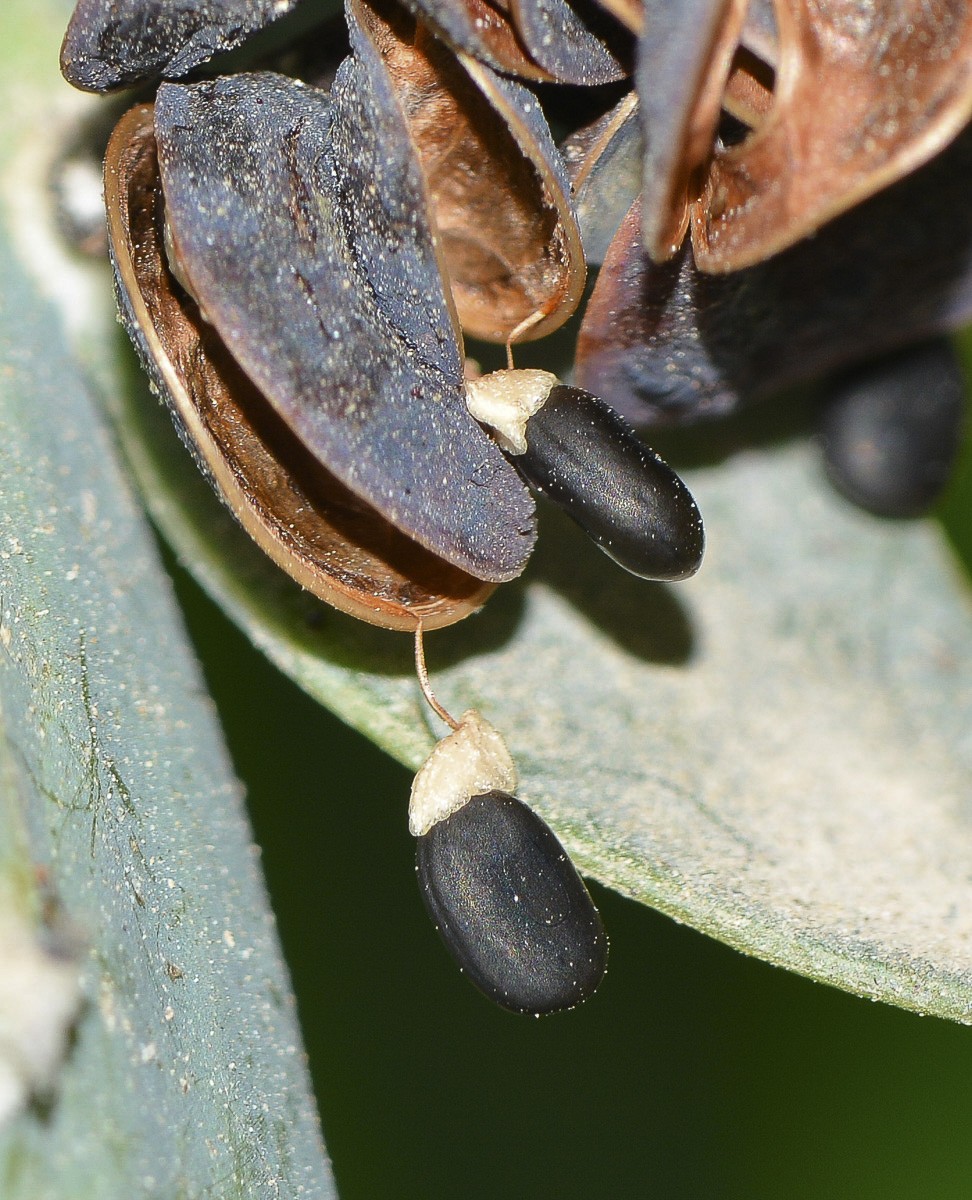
115, 309, 972, 1025
0, 2, 333, 1189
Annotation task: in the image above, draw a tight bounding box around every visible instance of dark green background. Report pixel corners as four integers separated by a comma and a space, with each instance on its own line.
168, 388, 972, 1199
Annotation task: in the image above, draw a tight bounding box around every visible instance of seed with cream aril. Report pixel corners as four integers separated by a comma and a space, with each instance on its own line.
410, 708, 607, 1014
465, 370, 705, 581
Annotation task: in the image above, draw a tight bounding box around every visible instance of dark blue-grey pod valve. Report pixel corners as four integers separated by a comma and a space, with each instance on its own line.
818, 339, 966, 519
466, 370, 704, 581
410, 710, 607, 1015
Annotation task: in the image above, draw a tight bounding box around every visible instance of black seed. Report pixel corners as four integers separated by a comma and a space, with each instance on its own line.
415, 790, 607, 1014
819, 339, 966, 519
516, 385, 704, 580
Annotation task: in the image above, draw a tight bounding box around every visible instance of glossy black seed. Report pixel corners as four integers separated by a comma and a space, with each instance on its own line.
416, 790, 607, 1014
516, 385, 704, 580
819, 339, 966, 519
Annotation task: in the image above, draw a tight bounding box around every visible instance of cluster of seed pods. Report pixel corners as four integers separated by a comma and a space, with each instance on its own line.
62, 0, 972, 1011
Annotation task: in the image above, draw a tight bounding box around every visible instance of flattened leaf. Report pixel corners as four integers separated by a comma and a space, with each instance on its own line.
577, 126, 972, 424
110, 301, 972, 1025
353, 0, 585, 343
693, 0, 972, 271
508, 0, 630, 85
156, 63, 535, 582
0, 94, 332, 1200
107, 103, 494, 630
61, 0, 301, 91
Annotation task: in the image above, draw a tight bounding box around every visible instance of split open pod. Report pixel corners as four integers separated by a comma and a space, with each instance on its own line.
103, 2, 704, 1010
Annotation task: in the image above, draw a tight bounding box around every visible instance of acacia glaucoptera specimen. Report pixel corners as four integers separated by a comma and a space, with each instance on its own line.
62, 0, 972, 1009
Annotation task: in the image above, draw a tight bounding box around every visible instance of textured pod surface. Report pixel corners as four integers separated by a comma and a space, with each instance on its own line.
416, 791, 608, 1014
561, 90, 642, 266
61, 0, 301, 91
106, 103, 494, 630
399, 0, 553, 80
509, 0, 630, 84
637, 0, 747, 260
819, 339, 967, 519
353, 0, 584, 343
456, 50, 586, 342
155, 54, 536, 582
517, 386, 704, 580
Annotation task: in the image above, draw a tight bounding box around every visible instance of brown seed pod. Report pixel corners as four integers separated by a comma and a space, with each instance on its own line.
400, 0, 555, 80
508, 0, 631, 85
106, 103, 495, 631
693, 0, 972, 271
353, 0, 586, 343
575, 128, 972, 426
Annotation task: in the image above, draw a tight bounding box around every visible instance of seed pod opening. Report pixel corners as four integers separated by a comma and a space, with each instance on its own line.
105, 103, 496, 631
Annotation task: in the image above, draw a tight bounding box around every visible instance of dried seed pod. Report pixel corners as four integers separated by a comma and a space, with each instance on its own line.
400, 0, 554, 81
560, 89, 642, 265
153, 55, 536, 583
508, 0, 631, 85
466, 371, 705, 580
61, 0, 301, 92
693, 0, 972, 272
575, 130, 972, 427
353, 0, 585, 343
818, 339, 967, 519
106, 104, 493, 630
637, 0, 749, 261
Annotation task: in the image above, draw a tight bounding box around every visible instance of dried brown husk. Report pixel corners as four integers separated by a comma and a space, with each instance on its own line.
353, 0, 585, 343
105, 104, 493, 631
693, 0, 972, 272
